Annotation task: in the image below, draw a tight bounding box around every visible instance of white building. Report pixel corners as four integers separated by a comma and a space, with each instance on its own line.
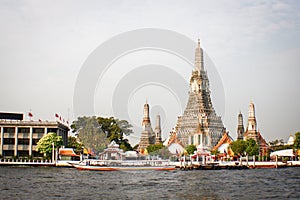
0, 112, 69, 157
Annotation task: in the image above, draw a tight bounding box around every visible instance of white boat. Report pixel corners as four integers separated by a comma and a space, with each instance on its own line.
71, 160, 176, 171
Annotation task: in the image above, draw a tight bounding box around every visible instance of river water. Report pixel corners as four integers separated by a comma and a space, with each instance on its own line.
0, 166, 299, 200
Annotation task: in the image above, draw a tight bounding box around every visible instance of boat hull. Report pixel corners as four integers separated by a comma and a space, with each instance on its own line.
74, 165, 176, 171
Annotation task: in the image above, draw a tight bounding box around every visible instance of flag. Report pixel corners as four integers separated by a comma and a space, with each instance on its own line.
59, 116, 62, 121
28, 112, 33, 117
38, 119, 42, 122
55, 113, 59, 118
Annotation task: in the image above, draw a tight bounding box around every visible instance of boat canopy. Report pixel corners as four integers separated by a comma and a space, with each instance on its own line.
270, 149, 294, 157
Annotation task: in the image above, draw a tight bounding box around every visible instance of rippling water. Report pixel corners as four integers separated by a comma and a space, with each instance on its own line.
0, 166, 299, 199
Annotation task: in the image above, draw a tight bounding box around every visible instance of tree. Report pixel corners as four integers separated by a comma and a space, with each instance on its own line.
119, 139, 133, 152
211, 149, 220, 156
230, 140, 246, 156
294, 132, 300, 151
185, 144, 197, 155
96, 117, 133, 151
147, 143, 164, 154
71, 116, 133, 153
71, 116, 110, 153
116, 119, 134, 136
66, 136, 84, 154
37, 132, 63, 158
245, 139, 259, 156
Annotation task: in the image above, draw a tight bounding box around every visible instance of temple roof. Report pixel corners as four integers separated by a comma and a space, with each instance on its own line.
59, 148, 77, 156
212, 132, 233, 151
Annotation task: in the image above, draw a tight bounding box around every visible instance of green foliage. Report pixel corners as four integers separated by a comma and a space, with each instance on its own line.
71, 116, 133, 153
294, 132, 300, 151
146, 144, 171, 158
71, 116, 110, 153
269, 139, 284, 146
66, 136, 84, 154
211, 149, 220, 155
185, 144, 197, 155
132, 144, 139, 150
116, 119, 134, 136
245, 139, 259, 156
147, 143, 164, 154
152, 146, 173, 159
119, 139, 133, 152
36, 132, 63, 158
230, 140, 247, 156
271, 144, 293, 151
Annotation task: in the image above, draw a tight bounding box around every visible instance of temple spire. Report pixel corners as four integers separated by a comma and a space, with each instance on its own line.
195, 38, 204, 72
155, 113, 162, 144
143, 100, 150, 124
237, 112, 244, 140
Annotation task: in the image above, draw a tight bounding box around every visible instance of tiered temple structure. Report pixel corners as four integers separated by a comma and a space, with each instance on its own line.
239, 101, 268, 155
237, 112, 245, 140
174, 39, 226, 149
154, 114, 162, 144
139, 101, 162, 150
244, 101, 258, 142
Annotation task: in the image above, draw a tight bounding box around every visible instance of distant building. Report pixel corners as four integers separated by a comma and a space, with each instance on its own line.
287, 135, 295, 145
212, 132, 234, 158
174, 39, 226, 149
98, 141, 125, 160
139, 101, 162, 150
0, 112, 69, 157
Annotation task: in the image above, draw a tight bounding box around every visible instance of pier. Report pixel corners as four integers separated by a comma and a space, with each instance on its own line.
0, 159, 55, 167
176, 160, 300, 170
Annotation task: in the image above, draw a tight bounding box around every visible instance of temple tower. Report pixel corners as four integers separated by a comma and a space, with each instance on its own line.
175, 39, 225, 148
154, 114, 162, 144
139, 101, 155, 149
237, 112, 244, 140
244, 101, 258, 143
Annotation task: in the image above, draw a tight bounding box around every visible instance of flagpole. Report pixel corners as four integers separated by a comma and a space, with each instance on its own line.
28, 109, 32, 121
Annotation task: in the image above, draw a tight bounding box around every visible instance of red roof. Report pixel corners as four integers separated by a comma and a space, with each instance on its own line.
59, 148, 77, 156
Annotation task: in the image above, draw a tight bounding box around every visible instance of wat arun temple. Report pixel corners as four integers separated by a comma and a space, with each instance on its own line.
139, 39, 268, 155
171, 39, 226, 150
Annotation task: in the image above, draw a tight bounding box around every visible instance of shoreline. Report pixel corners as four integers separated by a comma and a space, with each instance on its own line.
1, 160, 300, 169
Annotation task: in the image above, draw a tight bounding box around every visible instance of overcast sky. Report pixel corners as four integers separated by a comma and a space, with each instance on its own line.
1, 0, 299, 145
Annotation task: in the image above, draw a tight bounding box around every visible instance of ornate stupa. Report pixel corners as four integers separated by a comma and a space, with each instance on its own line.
244, 101, 258, 142
154, 114, 162, 144
139, 101, 163, 150
237, 112, 245, 140
174, 39, 226, 149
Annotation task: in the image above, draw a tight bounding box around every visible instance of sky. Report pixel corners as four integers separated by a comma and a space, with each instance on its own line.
0, 0, 300, 145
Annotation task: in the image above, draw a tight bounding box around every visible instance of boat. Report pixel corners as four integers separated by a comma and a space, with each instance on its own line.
71, 159, 176, 171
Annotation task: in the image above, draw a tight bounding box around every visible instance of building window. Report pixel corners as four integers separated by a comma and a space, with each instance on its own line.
32, 139, 40, 145
18, 151, 29, 157
3, 127, 15, 133
33, 128, 44, 134
18, 139, 30, 145
3, 150, 14, 156
32, 151, 43, 157
47, 128, 57, 133
18, 128, 30, 133
3, 138, 15, 145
